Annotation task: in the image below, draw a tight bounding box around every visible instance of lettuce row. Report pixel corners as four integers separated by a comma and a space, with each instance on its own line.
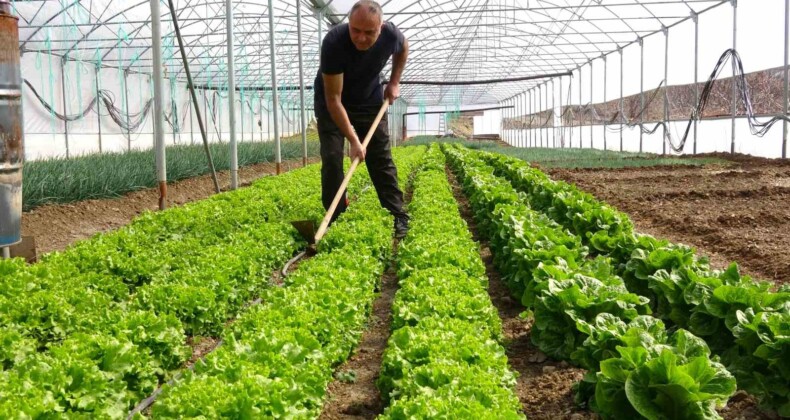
0, 154, 400, 417
481, 150, 790, 415
378, 145, 524, 419
150, 147, 425, 418
445, 145, 736, 420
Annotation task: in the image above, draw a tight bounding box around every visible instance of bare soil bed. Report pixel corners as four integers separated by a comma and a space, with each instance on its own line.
546, 154, 790, 287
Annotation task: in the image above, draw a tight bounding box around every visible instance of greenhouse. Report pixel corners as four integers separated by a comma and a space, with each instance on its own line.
0, 0, 789, 418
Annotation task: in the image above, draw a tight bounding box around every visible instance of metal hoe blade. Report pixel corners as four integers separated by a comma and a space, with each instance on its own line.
291, 220, 317, 245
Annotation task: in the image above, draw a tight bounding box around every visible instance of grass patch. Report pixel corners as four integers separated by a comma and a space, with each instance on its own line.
23, 138, 320, 211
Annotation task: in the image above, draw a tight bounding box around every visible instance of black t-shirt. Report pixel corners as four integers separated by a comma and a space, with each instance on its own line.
314, 21, 405, 118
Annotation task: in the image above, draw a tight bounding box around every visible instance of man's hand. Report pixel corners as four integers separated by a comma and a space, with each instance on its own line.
349, 138, 366, 161
384, 82, 400, 104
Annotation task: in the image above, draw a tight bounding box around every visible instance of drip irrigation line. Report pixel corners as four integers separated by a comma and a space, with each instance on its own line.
24, 78, 153, 135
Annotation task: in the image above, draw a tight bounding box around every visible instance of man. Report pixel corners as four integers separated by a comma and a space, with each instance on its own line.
314, 0, 410, 238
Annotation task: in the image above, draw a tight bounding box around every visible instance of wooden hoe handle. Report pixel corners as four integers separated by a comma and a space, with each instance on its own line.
314, 100, 390, 244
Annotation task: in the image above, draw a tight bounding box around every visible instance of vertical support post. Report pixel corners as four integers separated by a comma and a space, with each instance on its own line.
259, 95, 263, 142
693, 12, 699, 154
317, 9, 323, 49
150, 0, 167, 210
171, 79, 177, 146
545, 82, 550, 146
124, 71, 131, 151
269, 0, 281, 174
298, 0, 308, 167
528, 90, 532, 147
203, 90, 208, 141
579, 65, 583, 149
639, 37, 644, 153
539, 84, 544, 147
569, 72, 573, 148
550, 79, 555, 147
267, 95, 272, 141
731, 0, 738, 154
226, 0, 238, 189
590, 60, 593, 149
663, 26, 669, 155
189, 95, 195, 145
602, 55, 609, 150
784, 0, 789, 158
95, 65, 102, 153
61, 59, 69, 158
523, 92, 528, 147
620, 48, 624, 152
559, 76, 563, 148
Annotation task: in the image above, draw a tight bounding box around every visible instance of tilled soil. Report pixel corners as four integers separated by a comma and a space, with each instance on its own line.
319, 244, 399, 420
21, 158, 319, 256
447, 166, 593, 420
546, 155, 790, 286
447, 160, 779, 419
319, 178, 415, 419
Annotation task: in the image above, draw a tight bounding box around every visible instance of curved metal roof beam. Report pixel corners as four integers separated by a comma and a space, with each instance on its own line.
19, 0, 82, 52
61, 0, 318, 62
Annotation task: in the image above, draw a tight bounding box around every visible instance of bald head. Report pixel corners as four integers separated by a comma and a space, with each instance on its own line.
348, 0, 383, 51
350, 0, 383, 21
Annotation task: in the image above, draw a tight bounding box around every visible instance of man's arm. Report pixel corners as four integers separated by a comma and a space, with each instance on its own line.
323, 73, 366, 161
385, 39, 408, 104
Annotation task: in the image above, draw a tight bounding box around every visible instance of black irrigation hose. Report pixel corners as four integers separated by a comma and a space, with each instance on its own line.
566, 49, 790, 153
23, 78, 153, 136
125, 294, 269, 418
23, 79, 98, 122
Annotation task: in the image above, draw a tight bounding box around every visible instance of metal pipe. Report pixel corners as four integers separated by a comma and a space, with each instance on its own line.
226, 0, 238, 189
60, 60, 69, 158
785, 0, 789, 158
317, 9, 323, 49
189, 97, 194, 145
546, 81, 551, 147
590, 60, 593, 148
639, 37, 644, 153
527, 90, 531, 147
0, 2, 24, 250
693, 12, 699, 155
150, 0, 167, 210
569, 71, 573, 148
523, 92, 528, 147
171, 79, 177, 146
663, 27, 669, 155
579, 65, 583, 149
620, 48, 624, 152
559, 75, 563, 148
731, 0, 738, 154
539, 85, 544, 147
124, 71, 131, 151
269, 0, 281, 174
95, 65, 102, 153
603, 55, 609, 150
298, 0, 307, 167
550, 79, 555, 147
1, 247, 9, 259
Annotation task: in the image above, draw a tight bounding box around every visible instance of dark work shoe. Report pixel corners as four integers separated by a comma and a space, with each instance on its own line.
394, 216, 410, 239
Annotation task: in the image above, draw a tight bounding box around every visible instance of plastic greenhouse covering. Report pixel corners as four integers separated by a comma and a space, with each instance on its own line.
7, 0, 790, 158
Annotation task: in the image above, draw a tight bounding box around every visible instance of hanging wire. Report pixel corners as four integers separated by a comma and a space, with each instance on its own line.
566, 49, 790, 153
